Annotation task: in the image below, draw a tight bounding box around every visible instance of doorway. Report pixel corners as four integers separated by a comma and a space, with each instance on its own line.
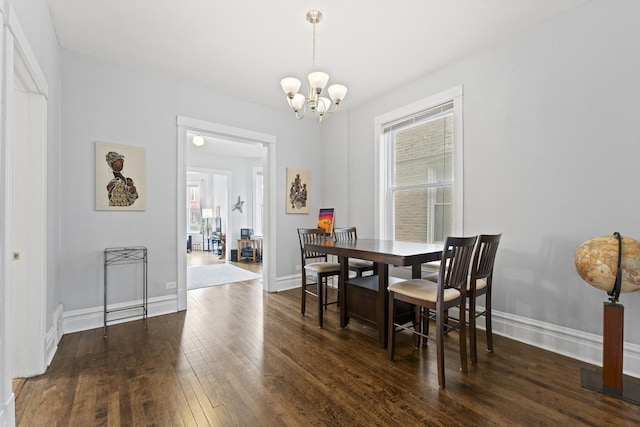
176, 117, 276, 311
1, 8, 50, 389
11, 66, 47, 378
186, 169, 229, 257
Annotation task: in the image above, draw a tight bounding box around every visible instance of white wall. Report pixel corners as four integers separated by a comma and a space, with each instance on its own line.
328, 0, 640, 364
59, 48, 322, 323
320, 111, 351, 228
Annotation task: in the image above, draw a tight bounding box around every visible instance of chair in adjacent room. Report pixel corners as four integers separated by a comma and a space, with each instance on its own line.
333, 227, 374, 277
297, 228, 341, 328
387, 235, 477, 389
468, 233, 501, 364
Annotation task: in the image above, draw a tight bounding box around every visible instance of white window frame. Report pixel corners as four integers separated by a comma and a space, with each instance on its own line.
187, 180, 203, 234
253, 166, 263, 236
374, 85, 464, 240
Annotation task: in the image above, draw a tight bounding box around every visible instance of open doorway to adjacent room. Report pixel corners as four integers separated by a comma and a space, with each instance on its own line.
177, 116, 276, 310
185, 168, 229, 267
183, 132, 265, 292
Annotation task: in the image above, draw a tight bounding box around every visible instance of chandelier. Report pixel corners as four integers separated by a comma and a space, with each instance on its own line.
280, 10, 348, 122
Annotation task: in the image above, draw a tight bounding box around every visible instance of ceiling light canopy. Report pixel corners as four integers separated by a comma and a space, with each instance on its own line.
280, 10, 347, 122
192, 135, 205, 146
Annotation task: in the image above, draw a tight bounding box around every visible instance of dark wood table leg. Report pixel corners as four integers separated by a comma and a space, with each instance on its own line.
377, 263, 389, 348
411, 263, 421, 279
339, 256, 349, 328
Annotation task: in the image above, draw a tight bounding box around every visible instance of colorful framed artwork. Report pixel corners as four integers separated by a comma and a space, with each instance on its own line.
318, 208, 335, 234
286, 167, 309, 214
96, 141, 146, 210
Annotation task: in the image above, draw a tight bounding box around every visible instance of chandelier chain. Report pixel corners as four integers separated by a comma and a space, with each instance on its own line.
312, 20, 316, 68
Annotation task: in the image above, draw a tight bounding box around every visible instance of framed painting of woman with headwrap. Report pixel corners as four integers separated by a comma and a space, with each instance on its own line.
96, 141, 146, 210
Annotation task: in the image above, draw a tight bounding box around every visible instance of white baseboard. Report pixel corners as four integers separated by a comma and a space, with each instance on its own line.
0, 393, 15, 427
482, 305, 640, 378
275, 274, 302, 292
45, 304, 64, 367
45, 323, 56, 367
274, 273, 340, 293
63, 295, 178, 334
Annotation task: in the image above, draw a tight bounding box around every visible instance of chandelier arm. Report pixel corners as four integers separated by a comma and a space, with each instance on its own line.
295, 101, 307, 120
324, 103, 339, 115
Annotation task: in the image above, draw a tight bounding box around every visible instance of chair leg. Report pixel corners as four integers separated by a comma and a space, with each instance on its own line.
469, 294, 478, 364
324, 277, 328, 310
485, 292, 493, 353
443, 309, 449, 334
317, 276, 324, 328
301, 273, 306, 316
436, 305, 446, 389
414, 305, 422, 349
387, 292, 396, 361
422, 309, 430, 346
458, 303, 468, 374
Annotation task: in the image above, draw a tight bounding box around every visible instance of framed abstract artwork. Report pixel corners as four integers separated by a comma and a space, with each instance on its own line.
96, 141, 146, 210
317, 208, 334, 234
286, 167, 309, 214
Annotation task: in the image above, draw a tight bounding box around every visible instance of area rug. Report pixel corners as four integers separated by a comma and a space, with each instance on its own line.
187, 263, 261, 290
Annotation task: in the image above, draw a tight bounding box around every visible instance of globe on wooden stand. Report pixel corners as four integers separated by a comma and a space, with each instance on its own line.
574, 232, 640, 404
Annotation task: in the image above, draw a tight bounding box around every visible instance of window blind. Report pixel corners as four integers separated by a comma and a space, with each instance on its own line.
381, 101, 453, 134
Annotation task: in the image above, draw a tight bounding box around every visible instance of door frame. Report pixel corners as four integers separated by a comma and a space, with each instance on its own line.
176, 116, 276, 310
0, 4, 49, 424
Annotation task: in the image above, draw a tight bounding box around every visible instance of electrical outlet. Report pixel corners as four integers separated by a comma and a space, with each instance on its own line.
295, 265, 301, 271
166, 281, 176, 289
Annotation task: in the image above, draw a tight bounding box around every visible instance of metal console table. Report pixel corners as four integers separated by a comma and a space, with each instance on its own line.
104, 246, 148, 338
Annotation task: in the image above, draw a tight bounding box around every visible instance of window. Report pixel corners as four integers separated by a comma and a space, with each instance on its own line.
375, 86, 463, 243
253, 167, 264, 236
187, 182, 202, 233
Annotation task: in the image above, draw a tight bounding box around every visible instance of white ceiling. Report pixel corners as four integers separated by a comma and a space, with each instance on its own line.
47, 0, 589, 114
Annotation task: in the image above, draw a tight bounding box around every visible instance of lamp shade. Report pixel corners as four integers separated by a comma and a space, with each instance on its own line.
291, 93, 306, 112
202, 208, 214, 219
316, 97, 331, 114
328, 84, 348, 104
281, 77, 301, 98
308, 71, 329, 92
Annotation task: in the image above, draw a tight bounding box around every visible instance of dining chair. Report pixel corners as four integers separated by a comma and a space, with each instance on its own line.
422, 233, 502, 363
387, 235, 477, 389
297, 228, 341, 328
468, 233, 501, 363
332, 227, 374, 277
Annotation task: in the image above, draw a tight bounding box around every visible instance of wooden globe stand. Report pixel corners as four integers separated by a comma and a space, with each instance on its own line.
580, 233, 640, 404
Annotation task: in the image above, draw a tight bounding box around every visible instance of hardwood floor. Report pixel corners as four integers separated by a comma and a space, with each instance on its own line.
14, 272, 640, 426
187, 249, 227, 267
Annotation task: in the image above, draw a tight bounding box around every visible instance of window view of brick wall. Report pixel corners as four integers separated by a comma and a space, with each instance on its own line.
393, 115, 453, 243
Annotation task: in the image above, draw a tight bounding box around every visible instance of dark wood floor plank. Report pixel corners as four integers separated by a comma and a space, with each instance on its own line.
13, 260, 640, 426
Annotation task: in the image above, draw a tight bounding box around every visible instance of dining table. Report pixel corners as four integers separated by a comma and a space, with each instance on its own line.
304, 238, 443, 348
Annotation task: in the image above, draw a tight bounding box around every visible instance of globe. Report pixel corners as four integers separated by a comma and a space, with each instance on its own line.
575, 235, 640, 294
